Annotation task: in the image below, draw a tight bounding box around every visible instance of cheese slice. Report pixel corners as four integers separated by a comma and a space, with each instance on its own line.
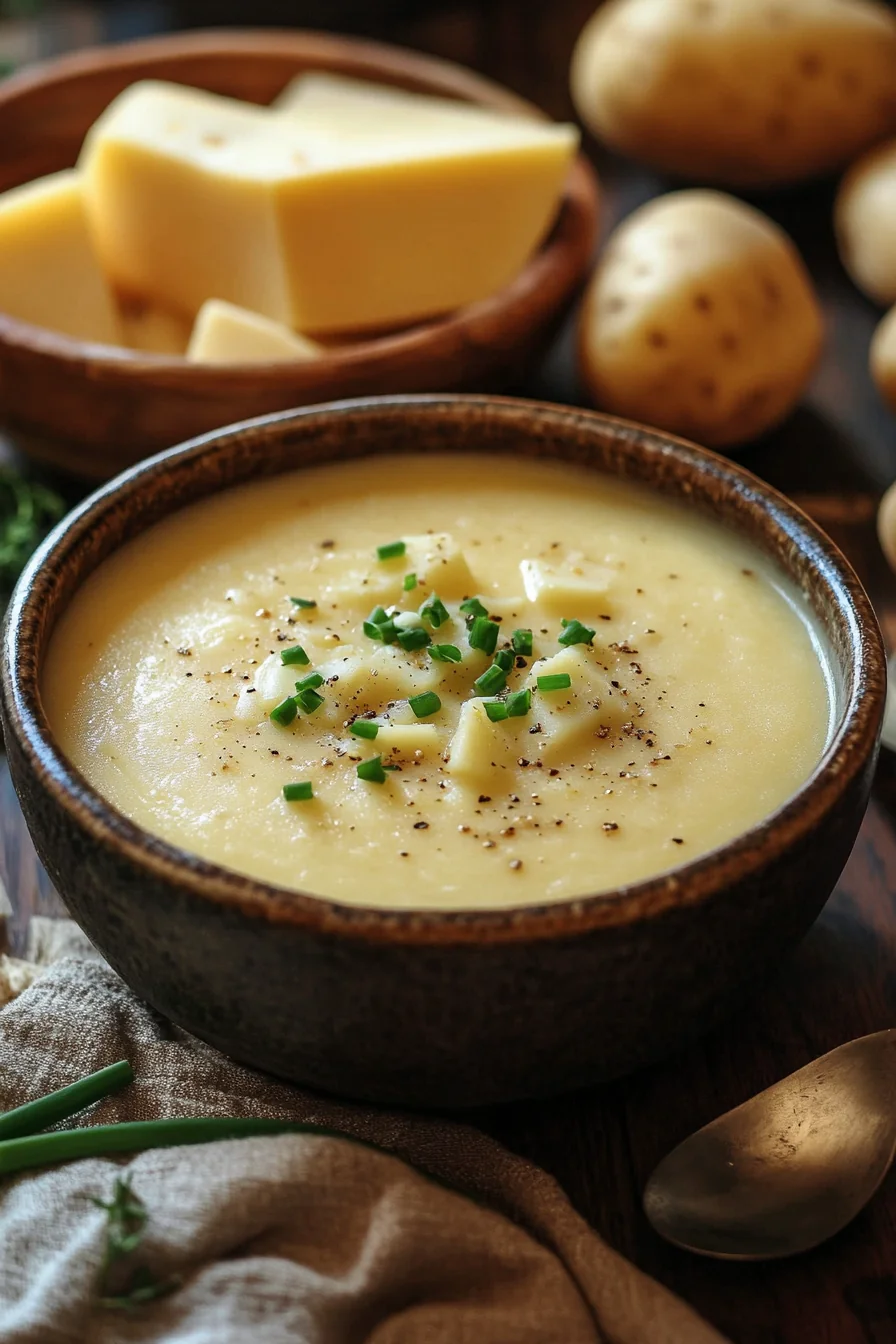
0, 170, 121, 344
187, 299, 322, 364
118, 296, 191, 355
274, 70, 518, 130
80, 80, 578, 334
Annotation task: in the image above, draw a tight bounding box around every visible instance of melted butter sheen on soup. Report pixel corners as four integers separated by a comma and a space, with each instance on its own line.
44, 454, 831, 909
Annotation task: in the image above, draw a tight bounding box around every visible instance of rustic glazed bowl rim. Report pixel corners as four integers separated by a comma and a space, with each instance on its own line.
0, 26, 595, 378
2, 395, 885, 946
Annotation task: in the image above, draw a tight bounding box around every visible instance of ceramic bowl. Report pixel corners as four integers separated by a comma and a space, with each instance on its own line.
0, 29, 598, 482
1, 396, 885, 1106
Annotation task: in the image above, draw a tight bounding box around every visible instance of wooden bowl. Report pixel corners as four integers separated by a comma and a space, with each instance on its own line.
1, 396, 884, 1106
0, 29, 598, 482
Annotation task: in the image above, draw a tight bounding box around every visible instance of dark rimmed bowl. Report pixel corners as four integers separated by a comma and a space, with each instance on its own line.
0, 396, 885, 1106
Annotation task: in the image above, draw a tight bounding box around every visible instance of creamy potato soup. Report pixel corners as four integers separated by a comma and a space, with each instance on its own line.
44, 454, 831, 910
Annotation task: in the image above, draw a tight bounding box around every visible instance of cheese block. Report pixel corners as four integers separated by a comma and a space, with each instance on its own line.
274, 70, 515, 129
0, 170, 121, 344
80, 80, 579, 334
187, 299, 322, 364
118, 296, 191, 355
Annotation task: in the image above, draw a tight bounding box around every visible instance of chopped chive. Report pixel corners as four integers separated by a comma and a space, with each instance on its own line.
357, 755, 388, 784
290, 597, 317, 609
270, 697, 298, 726
280, 644, 310, 666
460, 596, 488, 621
367, 605, 389, 625
283, 781, 313, 802
419, 593, 450, 628
557, 619, 595, 648
468, 616, 499, 656
294, 687, 325, 715
408, 690, 441, 719
505, 687, 532, 718
383, 764, 401, 771
403, 572, 417, 592
494, 648, 514, 672
295, 672, 324, 691
484, 700, 508, 722
537, 673, 572, 692
429, 644, 463, 664
512, 629, 533, 656
377, 540, 406, 561
396, 627, 431, 651
474, 664, 507, 697
364, 618, 399, 644
350, 719, 379, 740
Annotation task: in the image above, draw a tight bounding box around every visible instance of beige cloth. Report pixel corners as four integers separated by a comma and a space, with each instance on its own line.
0, 928, 727, 1344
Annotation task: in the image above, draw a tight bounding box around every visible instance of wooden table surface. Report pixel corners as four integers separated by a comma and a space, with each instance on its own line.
4, 4, 896, 1340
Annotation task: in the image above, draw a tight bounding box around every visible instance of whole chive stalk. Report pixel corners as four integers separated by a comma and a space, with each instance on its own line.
283, 781, 313, 802
512, 629, 533, 657
280, 644, 310, 667
419, 594, 450, 629
429, 644, 462, 664
468, 616, 499, 656
557, 619, 595, 648
0, 1061, 134, 1143
408, 691, 441, 719
0, 1118, 381, 1178
357, 756, 388, 784
350, 719, 379, 740
474, 664, 506, 697
376, 540, 406, 561
290, 597, 317, 609
270, 697, 297, 727
537, 673, 572, 692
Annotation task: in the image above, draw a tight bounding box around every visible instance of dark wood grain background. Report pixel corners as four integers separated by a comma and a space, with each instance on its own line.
4, 3, 896, 1340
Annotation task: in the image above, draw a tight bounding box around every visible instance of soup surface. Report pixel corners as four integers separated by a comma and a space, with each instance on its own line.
44, 453, 831, 909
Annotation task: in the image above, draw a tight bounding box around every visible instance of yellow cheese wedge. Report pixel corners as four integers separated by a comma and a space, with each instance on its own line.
118, 296, 191, 355
187, 299, 322, 364
80, 80, 578, 334
274, 70, 513, 128
0, 169, 121, 344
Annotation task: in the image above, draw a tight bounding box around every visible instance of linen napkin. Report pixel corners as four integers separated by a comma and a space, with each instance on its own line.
0, 923, 727, 1344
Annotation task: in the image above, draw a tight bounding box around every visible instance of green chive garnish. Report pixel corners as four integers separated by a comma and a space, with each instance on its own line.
377, 540, 406, 561
474, 664, 506, 697
368, 605, 389, 625
494, 648, 514, 672
512, 629, 533, 656
505, 687, 532, 718
280, 644, 310, 666
537, 673, 572, 692
429, 644, 462, 664
484, 700, 508, 722
364, 618, 399, 644
557, 619, 595, 647
295, 672, 324, 691
294, 687, 325, 714
350, 719, 379, 740
270, 697, 298, 726
290, 597, 317, 609
403, 572, 417, 592
396, 627, 431, 651
357, 756, 388, 784
408, 690, 441, 718
460, 597, 488, 621
420, 593, 450, 628
469, 616, 499, 656
283, 781, 313, 802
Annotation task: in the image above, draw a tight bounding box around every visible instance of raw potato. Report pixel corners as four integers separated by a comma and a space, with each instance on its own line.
835, 141, 896, 304
578, 190, 824, 447
571, 0, 896, 189
870, 304, 896, 416
877, 465, 896, 572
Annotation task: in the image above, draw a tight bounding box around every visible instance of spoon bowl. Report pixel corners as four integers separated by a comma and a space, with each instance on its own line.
644, 1030, 896, 1260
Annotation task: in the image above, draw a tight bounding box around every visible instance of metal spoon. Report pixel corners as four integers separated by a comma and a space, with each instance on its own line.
643, 1030, 896, 1260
